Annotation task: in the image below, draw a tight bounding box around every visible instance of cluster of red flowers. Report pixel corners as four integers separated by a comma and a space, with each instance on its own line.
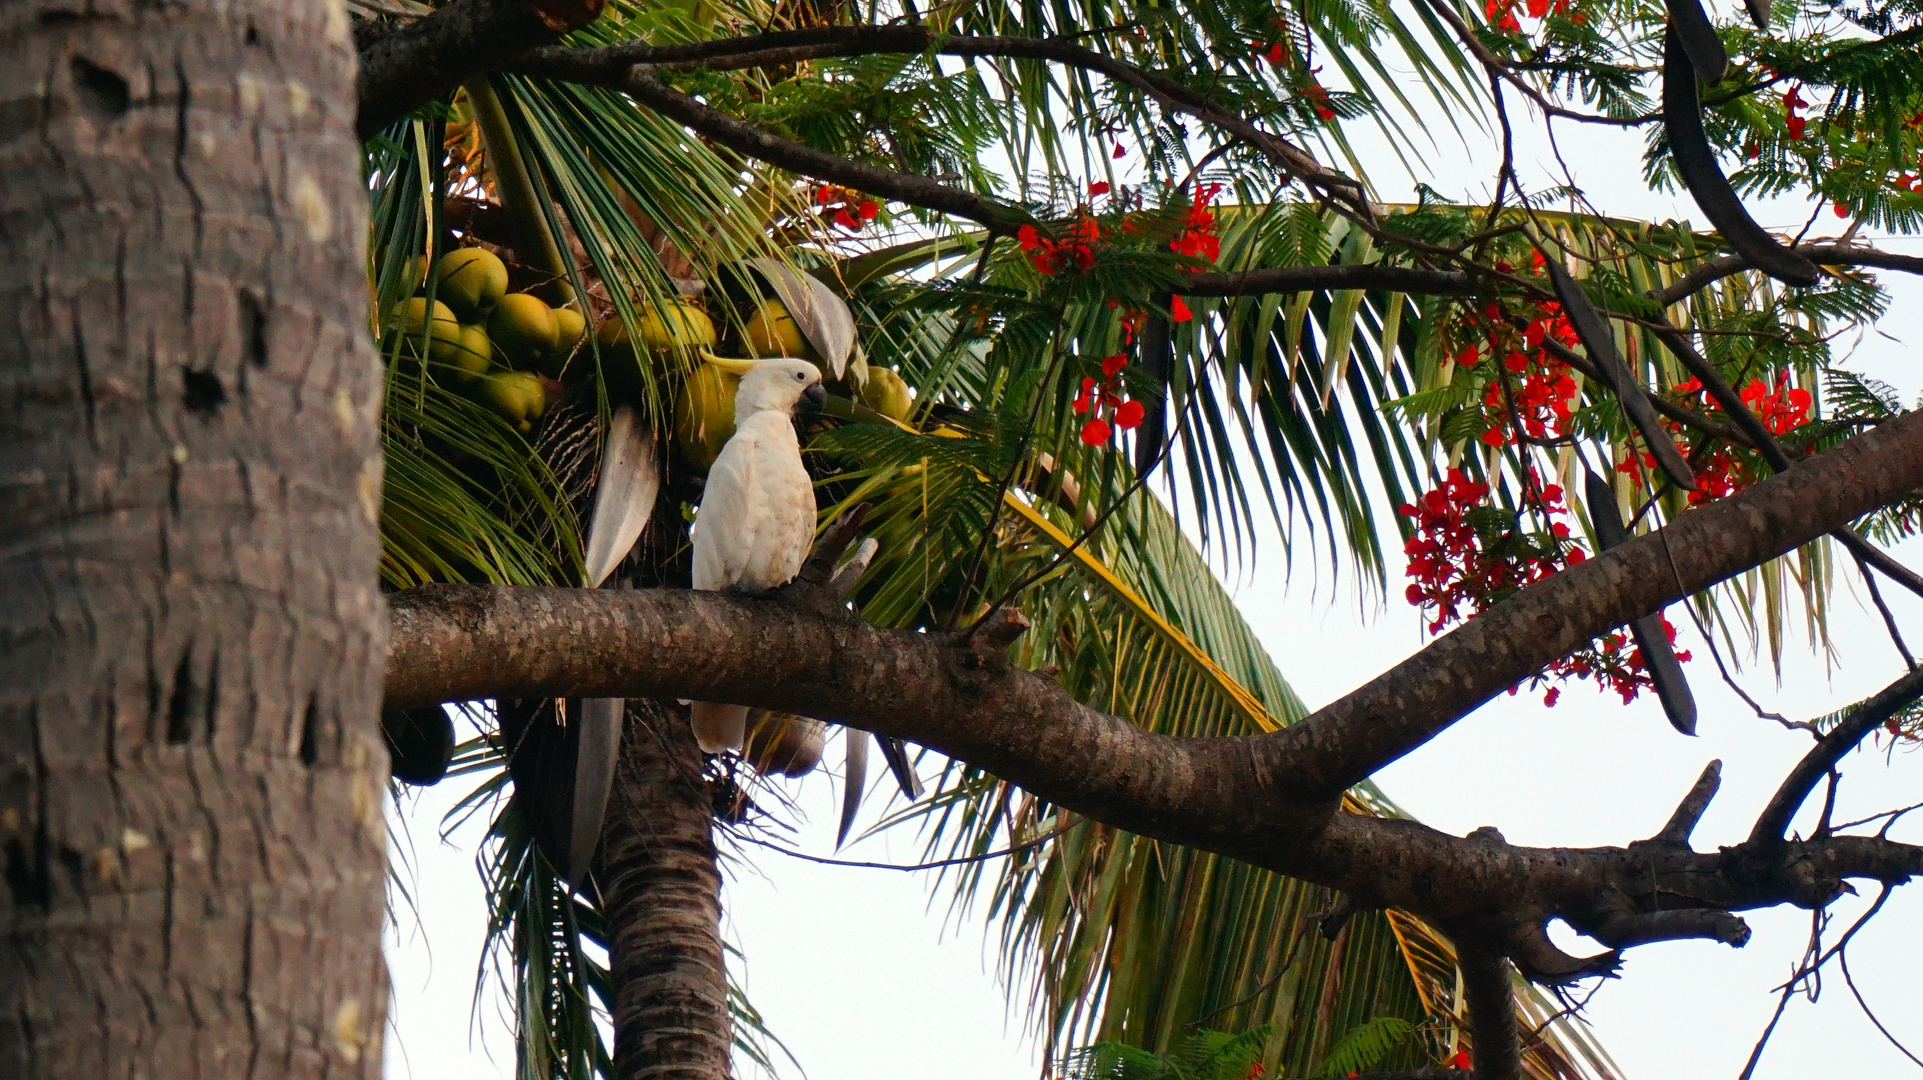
815, 185, 879, 230
1017, 219, 1102, 276
1074, 352, 1147, 445
1170, 183, 1223, 264
1784, 84, 1809, 141
1453, 292, 1581, 447
1400, 469, 1573, 632
1650, 374, 1813, 505
1400, 469, 1686, 705
1485, 0, 1572, 32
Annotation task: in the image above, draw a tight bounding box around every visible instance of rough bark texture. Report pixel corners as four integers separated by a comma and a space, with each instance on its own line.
600, 700, 731, 1080
355, 0, 603, 140
1459, 949, 1520, 1080
0, 1, 388, 1076
383, 408, 1923, 978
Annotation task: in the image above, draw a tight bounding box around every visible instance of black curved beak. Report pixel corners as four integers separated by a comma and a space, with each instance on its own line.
799, 381, 827, 414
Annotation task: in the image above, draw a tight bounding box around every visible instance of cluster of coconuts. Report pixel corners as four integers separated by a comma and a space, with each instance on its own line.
592, 291, 917, 472
389, 247, 588, 432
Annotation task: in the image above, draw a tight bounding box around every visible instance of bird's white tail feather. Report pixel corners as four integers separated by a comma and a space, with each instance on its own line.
690, 701, 748, 753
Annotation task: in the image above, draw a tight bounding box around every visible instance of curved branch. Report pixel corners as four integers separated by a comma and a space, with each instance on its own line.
597, 68, 1037, 230
356, 0, 605, 138
1651, 242, 1923, 308
514, 27, 1369, 213
386, 409, 1923, 967
1750, 667, 1923, 846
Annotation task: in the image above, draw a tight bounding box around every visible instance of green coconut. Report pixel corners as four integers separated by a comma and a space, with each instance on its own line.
744, 298, 809, 358
432, 248, 508, 321
636, 299, 716, 353
860, 366, 914, 423
551, 305, 587, 356
390, 297, 461, 357
673, 363, 740, 470
434, 324, 492, 384
478, 370, 548, 432
487, 293, 559, 368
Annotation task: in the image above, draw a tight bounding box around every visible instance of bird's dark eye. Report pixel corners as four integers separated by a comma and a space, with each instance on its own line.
795, 372, 805, 381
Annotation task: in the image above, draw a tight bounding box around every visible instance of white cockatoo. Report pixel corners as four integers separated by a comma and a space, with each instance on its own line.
689, 357, 827, 753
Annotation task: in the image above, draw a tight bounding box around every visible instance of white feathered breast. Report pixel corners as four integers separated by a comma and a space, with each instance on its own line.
692, 410, 817, 592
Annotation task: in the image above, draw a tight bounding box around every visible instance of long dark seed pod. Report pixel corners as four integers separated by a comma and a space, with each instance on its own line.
1662, 28, 1821, 286
1743, 0, 1771, 30
1134, 289, 1174, 479
1666, 0, 1728, 85
1546, 261, 1697, 490
1584, 472, 1700, 736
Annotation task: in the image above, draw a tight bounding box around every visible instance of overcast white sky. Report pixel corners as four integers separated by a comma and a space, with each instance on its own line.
382, 52, 1923, 1080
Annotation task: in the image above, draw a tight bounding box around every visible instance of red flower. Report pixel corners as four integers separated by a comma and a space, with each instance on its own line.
1088, 181, 1111, 196
1114, 399, 1146, 429
1081, 418, 1112, 445
1834, 202, 1850, 218
1450, 1049, 1471, 1070
1262, 41, 1285, 65
1170, 296, 1193, 322
1784, 84, 1808, 140
1102, 353, 1128, 378
1113, 143, 1127, 159
857, 199, 879, 221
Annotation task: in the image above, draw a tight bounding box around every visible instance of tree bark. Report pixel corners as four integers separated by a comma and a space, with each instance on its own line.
601, 700, 732, 1080
0, 1, 387, 1077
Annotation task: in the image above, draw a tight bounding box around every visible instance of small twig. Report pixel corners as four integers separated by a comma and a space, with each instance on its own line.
1680, 600, 1809, 734
1737, 976, 1798, 1080
1840, 944, 1923, 1068
1855, 550, 1918, 669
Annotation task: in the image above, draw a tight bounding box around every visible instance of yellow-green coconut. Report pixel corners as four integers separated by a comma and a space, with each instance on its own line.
478, 370, 548, 432
860, 367, 914, 423
487, 293, 559, 368
636, 299, 716, 353
437, 324, 492, 384
390, 297, 462, 356
744, 298, 808, 358
673, 364, 740, 470
431, 248, 508, 321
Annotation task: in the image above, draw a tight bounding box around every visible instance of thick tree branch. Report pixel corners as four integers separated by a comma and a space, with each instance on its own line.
355, 0, 606, 138
385, 409, 1923, 973
1648, 320, 1923, 602
1750, 667, 1923, 847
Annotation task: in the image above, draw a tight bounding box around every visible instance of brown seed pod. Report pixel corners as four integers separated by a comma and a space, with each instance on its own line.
1544, 260, 1696, 490
1666, 0, 1727, 86
1583, 472, 1698, 736
1662, 27, 1820, 287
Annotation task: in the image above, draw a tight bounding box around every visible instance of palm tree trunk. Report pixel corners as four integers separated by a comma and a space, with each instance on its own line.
601, 700, 733, 1080
0, 2, 387, 1077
